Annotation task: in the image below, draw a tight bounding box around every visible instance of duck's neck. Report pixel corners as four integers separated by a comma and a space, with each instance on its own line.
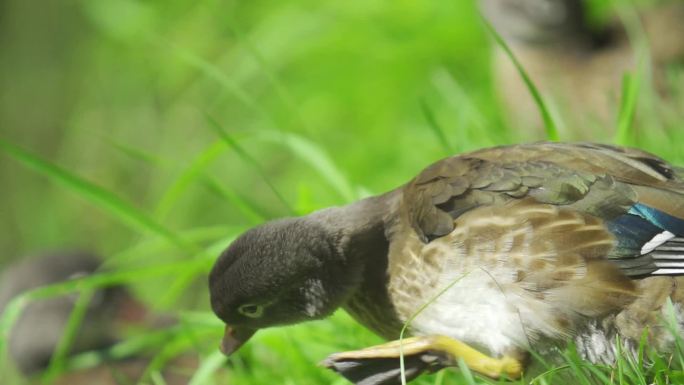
309, 190, 405, 338
309, 190, 398, 262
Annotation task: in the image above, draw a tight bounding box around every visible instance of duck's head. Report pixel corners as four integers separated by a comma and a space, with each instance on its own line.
209, 217, 362, 355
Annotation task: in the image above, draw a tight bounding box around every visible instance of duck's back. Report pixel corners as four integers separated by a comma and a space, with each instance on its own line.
382, 143, 684, 359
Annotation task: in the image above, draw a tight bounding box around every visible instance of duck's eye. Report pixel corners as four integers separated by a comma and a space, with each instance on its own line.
238, 304, 263, 318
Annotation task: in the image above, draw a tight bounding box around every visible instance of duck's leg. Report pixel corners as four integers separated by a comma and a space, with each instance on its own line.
322, 335, 522, 384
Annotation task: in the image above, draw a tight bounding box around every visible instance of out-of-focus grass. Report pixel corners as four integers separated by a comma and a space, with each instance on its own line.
481, 18, 560, 141
0, 0, 682, 384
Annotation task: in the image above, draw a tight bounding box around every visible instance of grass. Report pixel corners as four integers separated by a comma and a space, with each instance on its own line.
481, 18, 560, 142
0, 0, 683, 384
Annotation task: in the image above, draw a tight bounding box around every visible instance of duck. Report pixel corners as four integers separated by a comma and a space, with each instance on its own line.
0, 251, 194, 385
209, 142, 684, 384
0, 251, 129, 375
479, 0, 684, 139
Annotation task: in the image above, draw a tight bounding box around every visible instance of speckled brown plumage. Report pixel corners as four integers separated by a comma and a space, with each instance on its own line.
337, 143, 684, 359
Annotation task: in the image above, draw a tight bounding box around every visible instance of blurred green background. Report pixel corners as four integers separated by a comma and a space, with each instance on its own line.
0, 0, 682, 384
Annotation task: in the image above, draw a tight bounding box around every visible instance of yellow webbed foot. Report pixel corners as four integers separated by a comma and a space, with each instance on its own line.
322, 335, 523, 384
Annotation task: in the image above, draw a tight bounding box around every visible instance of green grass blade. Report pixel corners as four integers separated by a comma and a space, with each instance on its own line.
0, 260, 209, 369
106, 225, 240, 270
481, 19, 560, 141
561, 348, 593, 385
0, 138, 196, 255
204, 114, 295, 214
280, 133, 356, 203
201, 177, 268, 224
256, 131, 357, 203
189, 351, 228, 385
138, 320, 223, 383
159, 269, 205, 309
150, 371, 169, 385
106, 137, 168, 167
65, 323, 207, 371
106, 138, 268, 225
0, 295, 28, 372
398, 271, 472, 385
613, 0, 653, 100
226, 17, 311, 135
430, 67, 499, 149
154, 140, 228, 219
420, 98, 453, 155
432, 370, 446, 385
615, 71, 641, 146
530, 365, 571, 384
42, 289, 95, 383
164, 40, 266, 117
457, 358, 477, 385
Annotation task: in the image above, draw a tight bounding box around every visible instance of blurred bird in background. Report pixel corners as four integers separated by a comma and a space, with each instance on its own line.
0, 251, 195, 385
480, 0, 684, 139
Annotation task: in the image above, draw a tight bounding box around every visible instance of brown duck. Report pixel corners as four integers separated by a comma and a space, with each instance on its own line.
480, 0, 684, 139
209, 142, 684, 384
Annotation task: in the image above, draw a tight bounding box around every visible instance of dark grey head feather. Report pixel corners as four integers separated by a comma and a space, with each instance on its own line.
209, 217, 363, 329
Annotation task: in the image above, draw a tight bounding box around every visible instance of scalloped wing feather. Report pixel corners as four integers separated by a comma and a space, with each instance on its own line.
399, 142, 684, 278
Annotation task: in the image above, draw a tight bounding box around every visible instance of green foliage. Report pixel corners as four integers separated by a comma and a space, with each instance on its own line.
481, 19, 560, 142
0, 0, 682, 384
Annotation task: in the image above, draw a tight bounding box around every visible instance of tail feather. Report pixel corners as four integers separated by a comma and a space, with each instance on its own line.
651, 251, 684, 260
648, 238, 684, 275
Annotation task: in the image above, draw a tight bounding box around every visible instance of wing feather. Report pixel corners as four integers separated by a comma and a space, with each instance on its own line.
400, 142, 684, 278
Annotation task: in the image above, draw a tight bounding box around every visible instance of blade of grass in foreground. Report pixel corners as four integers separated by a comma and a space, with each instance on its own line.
226, 16, 311, 135
163, 40, 265, 118
189, 351, 227, 385
0, 260, 209, 371
615, 71, 641, 146
42, 289, 95, 383
204, 114, 295, 215
107, 137, 269, 225
613, 0, 654, 107
255, 130, 357, 203
106, 225, 239, 270
65, 321, 220, 371
430, 67, 497, 149
481, 18, 560, 141
154, 140, 228, 220
456, 358, 477, 385
0, 138, 197, 255
397, 271, 472, 385
138, 317, 226, 383
420, 98, 454, 155
106, 137, 168, 167
201, 177, 267, 224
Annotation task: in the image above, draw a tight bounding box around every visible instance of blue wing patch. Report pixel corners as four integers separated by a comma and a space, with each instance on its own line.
607, 203, 684, 275
606, 203, 684, 276
607, 213, 663, 254
629, 203, 684, 237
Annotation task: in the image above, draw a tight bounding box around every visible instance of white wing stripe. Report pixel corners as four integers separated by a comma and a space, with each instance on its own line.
641, 231, 676, 255
652, 268, 684, 275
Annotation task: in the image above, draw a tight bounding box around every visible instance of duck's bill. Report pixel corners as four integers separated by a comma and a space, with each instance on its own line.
220, 326, 256, 355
